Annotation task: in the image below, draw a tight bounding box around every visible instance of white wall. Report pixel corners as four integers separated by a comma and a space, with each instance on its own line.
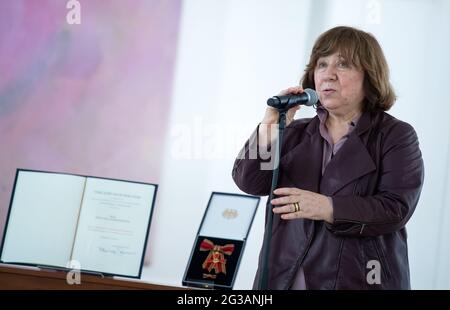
142, 0, 450, 289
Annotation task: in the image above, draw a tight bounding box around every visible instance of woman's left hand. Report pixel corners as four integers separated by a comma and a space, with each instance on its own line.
271, 187, 334, 223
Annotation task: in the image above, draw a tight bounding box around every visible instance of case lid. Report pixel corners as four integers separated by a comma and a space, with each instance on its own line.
198, 192, 260, 241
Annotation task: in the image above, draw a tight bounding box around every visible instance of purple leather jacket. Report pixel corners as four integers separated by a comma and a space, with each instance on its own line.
232, 111, 424, 289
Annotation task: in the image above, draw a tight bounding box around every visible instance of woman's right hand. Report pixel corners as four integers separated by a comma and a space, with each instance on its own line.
259, 86, 304, 147
261, 86, 305, 126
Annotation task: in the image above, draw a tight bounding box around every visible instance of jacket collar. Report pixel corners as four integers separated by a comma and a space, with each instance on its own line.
304, 108, 373, 137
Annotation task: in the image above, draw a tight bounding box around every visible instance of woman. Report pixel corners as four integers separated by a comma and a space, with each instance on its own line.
232, 26, 424, 289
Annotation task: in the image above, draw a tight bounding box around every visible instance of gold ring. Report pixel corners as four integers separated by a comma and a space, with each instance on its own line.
293, 202, 300, 212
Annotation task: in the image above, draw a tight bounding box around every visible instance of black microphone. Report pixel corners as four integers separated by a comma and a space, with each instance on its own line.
267, 88, 318, 111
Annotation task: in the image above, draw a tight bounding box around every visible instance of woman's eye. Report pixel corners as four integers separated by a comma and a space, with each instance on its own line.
317, 62, 327, 68
338, 61, 350, 68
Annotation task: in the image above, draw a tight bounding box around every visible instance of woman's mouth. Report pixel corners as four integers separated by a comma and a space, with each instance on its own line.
322, 89, 336, 95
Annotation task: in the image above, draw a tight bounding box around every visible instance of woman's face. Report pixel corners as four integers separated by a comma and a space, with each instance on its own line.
314, 52, 365, 115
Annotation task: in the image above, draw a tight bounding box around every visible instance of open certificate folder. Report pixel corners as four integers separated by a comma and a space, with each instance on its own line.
0, 169, 157, 278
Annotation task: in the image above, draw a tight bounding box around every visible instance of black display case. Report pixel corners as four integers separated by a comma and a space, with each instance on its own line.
182, 192, 260, 290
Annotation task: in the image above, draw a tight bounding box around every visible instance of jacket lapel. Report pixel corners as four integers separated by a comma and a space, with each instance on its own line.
280, 118, 323, 192
320, 112, 376, 195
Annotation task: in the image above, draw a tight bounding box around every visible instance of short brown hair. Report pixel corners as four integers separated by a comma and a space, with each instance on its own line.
301, 26, 396, 111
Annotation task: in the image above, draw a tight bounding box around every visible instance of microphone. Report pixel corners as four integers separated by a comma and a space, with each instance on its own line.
267, 88, 318, 111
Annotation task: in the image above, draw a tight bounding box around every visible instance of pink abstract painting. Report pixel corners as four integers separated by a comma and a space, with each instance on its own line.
0, 1, 182, 240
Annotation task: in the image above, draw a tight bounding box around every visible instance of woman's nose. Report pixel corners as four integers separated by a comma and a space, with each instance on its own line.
324, 66, 337, 80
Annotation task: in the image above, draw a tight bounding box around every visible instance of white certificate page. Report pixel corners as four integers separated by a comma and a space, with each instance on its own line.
71, 178, 156, 277
1, 171, 85, 267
